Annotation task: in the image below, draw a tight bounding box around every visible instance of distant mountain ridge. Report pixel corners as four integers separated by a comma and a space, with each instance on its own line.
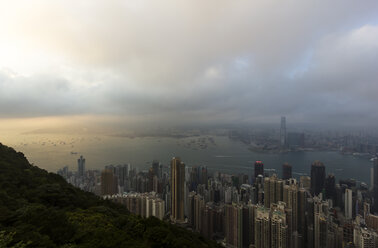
0, 143, 220, 248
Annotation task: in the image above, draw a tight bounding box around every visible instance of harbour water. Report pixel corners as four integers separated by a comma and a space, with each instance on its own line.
6, 134, 373, 185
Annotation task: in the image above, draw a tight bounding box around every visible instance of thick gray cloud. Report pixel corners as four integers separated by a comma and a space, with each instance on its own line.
0, 0, 377, 127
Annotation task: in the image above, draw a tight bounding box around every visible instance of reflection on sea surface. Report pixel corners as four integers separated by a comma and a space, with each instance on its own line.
1, 132, 372, 185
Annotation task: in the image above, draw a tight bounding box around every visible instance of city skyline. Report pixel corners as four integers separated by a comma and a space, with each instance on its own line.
2, 1, 378, 247
58, 153, 378, 247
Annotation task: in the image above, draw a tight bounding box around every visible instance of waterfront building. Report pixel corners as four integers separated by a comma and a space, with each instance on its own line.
282, 163, 292, 180
255, 161, 264, 179
311, 161, 326, 196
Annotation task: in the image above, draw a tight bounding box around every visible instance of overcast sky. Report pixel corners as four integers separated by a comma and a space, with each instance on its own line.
0, 0, 377, 129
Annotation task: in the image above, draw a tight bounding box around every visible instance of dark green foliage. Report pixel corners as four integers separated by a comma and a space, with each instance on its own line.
0, 143, 221, 248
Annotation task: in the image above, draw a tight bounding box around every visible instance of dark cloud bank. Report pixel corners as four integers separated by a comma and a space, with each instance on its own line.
0, 0, 377, 129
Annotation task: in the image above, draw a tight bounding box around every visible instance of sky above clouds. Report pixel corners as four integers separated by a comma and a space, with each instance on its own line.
0, 0, 378, 128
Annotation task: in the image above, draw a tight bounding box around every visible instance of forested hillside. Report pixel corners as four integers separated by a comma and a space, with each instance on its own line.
0, 143, 220, 248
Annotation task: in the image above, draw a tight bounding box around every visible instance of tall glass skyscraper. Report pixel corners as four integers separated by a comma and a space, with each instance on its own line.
311, 161, 326, 196
373, 159, 378, 213
77, 155, 85, 177
282, 163, 292, 180
254, 161, 264, 179
171, 157, 185, 222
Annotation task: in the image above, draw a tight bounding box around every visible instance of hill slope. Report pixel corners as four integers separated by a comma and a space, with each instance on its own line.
0, 143, 220, 248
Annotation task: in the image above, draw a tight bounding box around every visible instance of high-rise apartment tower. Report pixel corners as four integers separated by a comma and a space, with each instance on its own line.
77, 155, 85, 177
311, 161, 326, 196
282, 163, 292, 180
171, 157, 185, 222
255, 161, 264, 179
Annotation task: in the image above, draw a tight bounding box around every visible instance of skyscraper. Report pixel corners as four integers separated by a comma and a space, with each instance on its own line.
373, 159, 378, 213
314, 213, 328, 248
297, 188, 307, 239
283, 183, 298, 234
300, 176, 311, 191
101, 168, 118, 196
255, 206, 271, 248
170, 157, 185, 222
200, 166, 208, 186
152, 160, 160, 178
325, 174, 336, 202
345, 188, 353, 219
311, 161, 326, 196
264, 174, 283, 208
280, 116, 286, 148
77, 155, 85, 177
115, 164, 129, 189
224, 203, 245, 248
282, 163, 292, 180
254, 161, 264, 179
271, 209, 288, 248
353, 226, 378, 248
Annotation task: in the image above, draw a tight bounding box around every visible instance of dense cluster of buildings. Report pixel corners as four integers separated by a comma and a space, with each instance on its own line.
231, 117, 378, 156
58, 158, 169, 196
105, 192, 165, 220
58, 155, 378, 248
